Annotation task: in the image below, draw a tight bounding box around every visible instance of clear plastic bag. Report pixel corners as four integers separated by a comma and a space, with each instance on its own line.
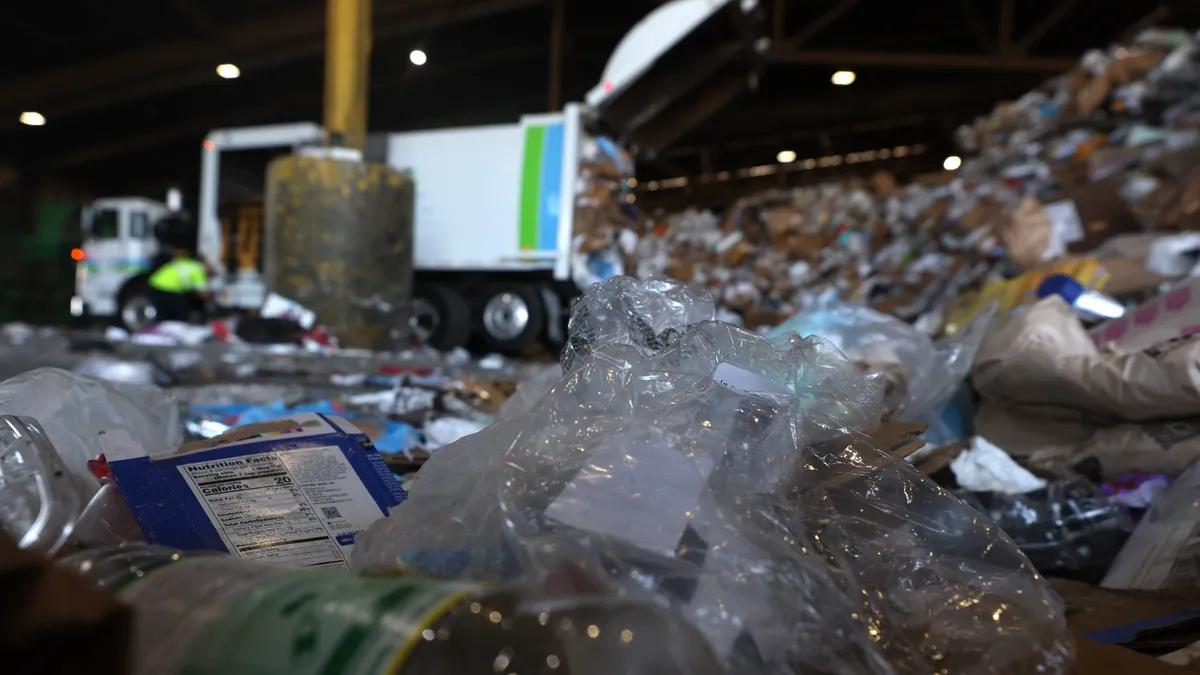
356, 276, 1071, 674
63, 479, 146, 551
765, 301, 990, 421
560, 276, 717, 373
0, 368, 183, 501
496, 363, 564, 421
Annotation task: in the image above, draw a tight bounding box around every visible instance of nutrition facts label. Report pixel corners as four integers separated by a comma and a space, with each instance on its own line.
178, 446, 386, 568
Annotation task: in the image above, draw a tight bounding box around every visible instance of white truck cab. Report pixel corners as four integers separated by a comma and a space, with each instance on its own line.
72, 197, 171, 326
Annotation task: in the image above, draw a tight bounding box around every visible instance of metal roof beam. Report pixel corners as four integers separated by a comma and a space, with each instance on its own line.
769, 48, 1076, 71
782, 0, 858, 49
1014, 0, 1082, 54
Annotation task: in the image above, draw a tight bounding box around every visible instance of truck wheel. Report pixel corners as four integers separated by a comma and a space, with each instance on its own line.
117, 279, 158, 332
480, 284, 545, 353
412, 284, 471, 350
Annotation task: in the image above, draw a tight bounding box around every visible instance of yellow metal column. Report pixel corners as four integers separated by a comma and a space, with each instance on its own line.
324, 0, 372, 149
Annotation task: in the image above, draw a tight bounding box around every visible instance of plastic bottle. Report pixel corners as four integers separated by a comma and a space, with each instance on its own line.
0, 415, 82, 555
1036, 273, 1126, 321
61, 546, 726, 675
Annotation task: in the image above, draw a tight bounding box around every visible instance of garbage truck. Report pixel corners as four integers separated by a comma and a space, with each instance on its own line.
70, 0, 767, 351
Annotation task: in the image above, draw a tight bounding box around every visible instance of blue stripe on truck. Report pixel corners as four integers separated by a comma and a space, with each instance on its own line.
538, 122, 565, 252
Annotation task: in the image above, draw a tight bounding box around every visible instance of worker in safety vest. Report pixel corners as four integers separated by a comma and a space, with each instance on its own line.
148, 248, 209, 323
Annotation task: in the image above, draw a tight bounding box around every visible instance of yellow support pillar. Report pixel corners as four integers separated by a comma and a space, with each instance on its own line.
324, 0, 372, 149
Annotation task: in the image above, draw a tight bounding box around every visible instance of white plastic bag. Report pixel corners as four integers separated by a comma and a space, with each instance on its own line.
0, 368, 182, 501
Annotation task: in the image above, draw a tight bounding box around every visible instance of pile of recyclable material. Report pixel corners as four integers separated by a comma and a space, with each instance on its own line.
623, 28, 1200, 337
635, 179, 1011, 332
959, 27, 1200, 236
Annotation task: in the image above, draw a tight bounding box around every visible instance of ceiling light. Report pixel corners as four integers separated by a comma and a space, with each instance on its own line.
943, 155, 963, 171
216, 64, 241, 79
19, 112, 45, 126
776, 150, 797, 163
410, 49, 427, 66
831, 70, 856, 86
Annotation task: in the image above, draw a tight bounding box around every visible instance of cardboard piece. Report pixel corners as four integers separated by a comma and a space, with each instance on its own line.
1100, 257, 1172, 296
1074, 636, 1199, 674
108, 412, 406, 567
795, 422, 927, 492
1090, 278, 1200, 352
1162, 171, 1200, 232
1055, 578, 1200, 673
1076, 73, 1111, 115
1040, 420, 1200, 480
999, 197, 1054, 270
1061, 177, 1141, 252
0, 532, 131, 675
1089, 232, 1176, 294
1056, 578, 1200, 635
914, 439, 970, 476
868, 420, 929, 460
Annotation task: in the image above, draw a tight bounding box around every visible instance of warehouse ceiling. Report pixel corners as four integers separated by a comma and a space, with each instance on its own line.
3, 0, 1199, 205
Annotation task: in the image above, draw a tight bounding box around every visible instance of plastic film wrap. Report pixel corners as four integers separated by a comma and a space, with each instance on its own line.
766, 301, 991, 421
355, 276, 1071, 674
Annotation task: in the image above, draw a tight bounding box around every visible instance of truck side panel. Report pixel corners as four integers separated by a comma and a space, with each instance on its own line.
387, 124, 523, 271
388, 117, 569, 273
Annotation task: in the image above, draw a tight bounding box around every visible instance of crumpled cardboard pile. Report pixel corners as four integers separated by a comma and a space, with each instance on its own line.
1054, 578, 1200, 673
957, 26, 1200, 265
637, 175, 1010, 332
570, 136, 640, 289
631, 27, 1200, 336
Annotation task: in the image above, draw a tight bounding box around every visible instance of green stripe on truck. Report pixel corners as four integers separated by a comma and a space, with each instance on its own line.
518, 124, 546, 251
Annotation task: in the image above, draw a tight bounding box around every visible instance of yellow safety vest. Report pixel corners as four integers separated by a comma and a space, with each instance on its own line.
149, 259, 208, 293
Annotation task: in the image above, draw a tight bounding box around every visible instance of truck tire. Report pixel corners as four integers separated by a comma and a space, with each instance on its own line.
117, 278, 158, 332
412, 283, 471, 350
480, 284, 545, 353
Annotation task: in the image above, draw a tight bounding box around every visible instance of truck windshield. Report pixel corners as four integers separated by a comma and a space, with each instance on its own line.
130, 211, 151, 238
90, 209, 120, 239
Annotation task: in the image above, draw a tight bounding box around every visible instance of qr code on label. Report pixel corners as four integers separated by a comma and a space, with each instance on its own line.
321, 506, 343, 519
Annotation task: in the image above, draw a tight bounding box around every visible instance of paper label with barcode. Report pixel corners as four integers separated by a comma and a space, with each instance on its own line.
1101, 521, 1200, 590
177, 445, 384, 568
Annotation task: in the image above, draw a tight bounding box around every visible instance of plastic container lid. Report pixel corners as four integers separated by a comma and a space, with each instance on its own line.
1036, 273, 1084, 305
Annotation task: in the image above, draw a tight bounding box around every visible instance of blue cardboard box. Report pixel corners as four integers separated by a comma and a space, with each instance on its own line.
107, 412, 405, 568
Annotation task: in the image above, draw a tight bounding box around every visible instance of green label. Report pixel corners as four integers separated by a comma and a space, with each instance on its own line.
518, 124, 547, 251
179, 570, 477, 675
